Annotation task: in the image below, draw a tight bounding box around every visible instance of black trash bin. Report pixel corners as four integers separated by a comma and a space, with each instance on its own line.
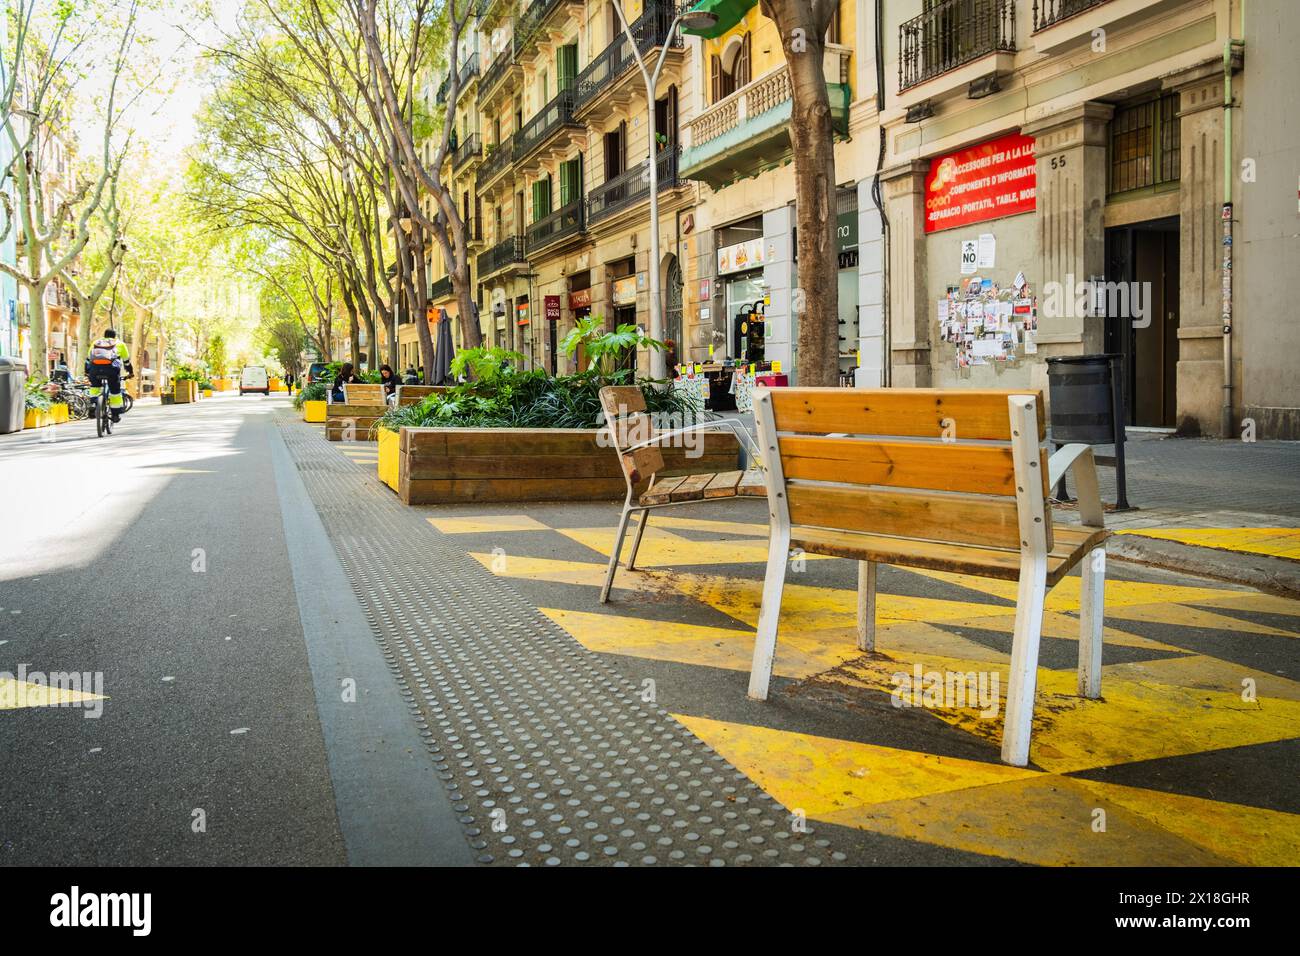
1045, 353, 1129, 509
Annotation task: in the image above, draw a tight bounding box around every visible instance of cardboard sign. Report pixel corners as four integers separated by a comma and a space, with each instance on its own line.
925, 132, 1036, 233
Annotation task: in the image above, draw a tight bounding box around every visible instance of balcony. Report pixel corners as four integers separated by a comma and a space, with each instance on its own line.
1031, 0, 1172, 54
478, 235, 527, 279
1034, 0, 1110, 30
573, 0, 681, 119
680, 50, 851, 190
430, 275, 453, 302
453, 133, 482, 170
587, 148, 680, 226
477, 49, 517, 108
526, 199, 585, 254
476, 132, 516, 192
514, 0, 578, 59
898, 0, 1016, 97
436, 54, 480, 105
515, 88, 581, 166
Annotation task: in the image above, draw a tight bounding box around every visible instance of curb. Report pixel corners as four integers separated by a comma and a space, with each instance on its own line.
1109, 533, 1300, 599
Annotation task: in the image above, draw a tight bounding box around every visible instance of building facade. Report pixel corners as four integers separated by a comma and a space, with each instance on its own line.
416, 0, 1295, 437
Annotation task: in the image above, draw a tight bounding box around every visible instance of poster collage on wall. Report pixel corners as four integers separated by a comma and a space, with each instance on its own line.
939, 270, 1039, 371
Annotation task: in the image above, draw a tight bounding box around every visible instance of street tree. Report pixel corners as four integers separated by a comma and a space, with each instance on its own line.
759, 0, 841, 385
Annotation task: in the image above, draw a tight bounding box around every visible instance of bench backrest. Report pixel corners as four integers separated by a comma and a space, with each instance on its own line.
753, 387, 1052, 552
599, 385, 662, 484
396, 384, 450, 406
343, 383, 386, 405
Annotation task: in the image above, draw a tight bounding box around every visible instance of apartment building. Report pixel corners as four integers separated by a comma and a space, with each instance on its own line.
874, 0, 1287, 436
417, 0, 1295, 436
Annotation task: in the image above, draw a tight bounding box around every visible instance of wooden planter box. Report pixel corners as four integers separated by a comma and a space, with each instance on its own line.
302, 400, 327, 423
377, 427, 400, 491
397, 427, 742, 505
174, 380, 198, 404
326, 403, 387, 441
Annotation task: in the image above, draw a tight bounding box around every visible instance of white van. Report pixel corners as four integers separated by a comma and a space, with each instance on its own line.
239, 366, 270, 395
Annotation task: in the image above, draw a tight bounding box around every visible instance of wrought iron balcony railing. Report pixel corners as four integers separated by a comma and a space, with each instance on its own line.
899, 0, 1016, 93
573, 0, 680, 111
478, 49, 513, 102
478, 235, 527, 277
453, 133, 482, 170
586, 148, 679, 223
515, 0, 568, 55
430, 275, 453, 301
526, 199, 585, 251
476, 132, 516, 189
1033, 0, 1110, 31
516, 88, 578, 160
436, 54, 480, 105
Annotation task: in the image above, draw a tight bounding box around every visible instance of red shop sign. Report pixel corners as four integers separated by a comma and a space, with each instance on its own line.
924, 132, 1036, 234
569, 288, 592, 310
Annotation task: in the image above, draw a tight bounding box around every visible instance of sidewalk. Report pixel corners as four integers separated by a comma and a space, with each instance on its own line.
292, 411, 1300, 866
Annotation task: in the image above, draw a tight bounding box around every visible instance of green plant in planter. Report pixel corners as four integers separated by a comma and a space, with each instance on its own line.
293, 380, 329, 409
560, 314, 664, 380
450, 346, 526, 384
24, 378, 54, 411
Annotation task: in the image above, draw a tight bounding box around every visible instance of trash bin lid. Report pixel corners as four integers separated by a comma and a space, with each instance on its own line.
1045, 353, 1119, 366
0, 355, 28, 373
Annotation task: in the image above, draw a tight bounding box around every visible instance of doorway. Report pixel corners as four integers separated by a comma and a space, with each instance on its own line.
1104, 216, 1180, 428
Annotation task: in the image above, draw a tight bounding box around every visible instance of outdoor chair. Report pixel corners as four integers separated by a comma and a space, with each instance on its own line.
598, 385, 765, 603
747, 386, 1111, 767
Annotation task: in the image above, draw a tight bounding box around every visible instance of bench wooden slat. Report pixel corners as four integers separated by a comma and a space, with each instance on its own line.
779, 436, 1046, 497
791, 524, 1110, 587
702, 470, 743, 498
737, 470, 766, 496
768, 387, 1046, 441
669, 473, 716, 502
642, 475, 689, 505
786, 480, 1032, 551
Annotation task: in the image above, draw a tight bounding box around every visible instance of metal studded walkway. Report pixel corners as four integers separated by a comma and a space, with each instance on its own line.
280, 415, 845, 866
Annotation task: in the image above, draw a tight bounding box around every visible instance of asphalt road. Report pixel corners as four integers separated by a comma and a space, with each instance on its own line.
0, 393, 463, 866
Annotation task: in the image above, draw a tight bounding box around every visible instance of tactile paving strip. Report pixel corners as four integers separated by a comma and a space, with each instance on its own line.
280, 416, 847, 866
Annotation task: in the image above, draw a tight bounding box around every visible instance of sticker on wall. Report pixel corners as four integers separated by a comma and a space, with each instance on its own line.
960, 240, 978, 275
977, 233, 996, 269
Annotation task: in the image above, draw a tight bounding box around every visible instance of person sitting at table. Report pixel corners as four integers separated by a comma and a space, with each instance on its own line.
331, 362, 359, 403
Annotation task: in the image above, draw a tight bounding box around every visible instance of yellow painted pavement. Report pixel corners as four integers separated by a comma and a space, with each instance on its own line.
1121, 527, 1300, 562
0, 676, 106, 710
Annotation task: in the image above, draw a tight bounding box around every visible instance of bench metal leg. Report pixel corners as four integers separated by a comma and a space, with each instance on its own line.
626, 509, 650, 571
856, 561, 876, 652
1001, 555, 1048, 767
600, 501, 634, 604
1078, 547, 1106, 698
747, 526, 791, 701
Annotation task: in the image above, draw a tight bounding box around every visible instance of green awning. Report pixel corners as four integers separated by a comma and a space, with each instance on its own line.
681, 0, 756, 39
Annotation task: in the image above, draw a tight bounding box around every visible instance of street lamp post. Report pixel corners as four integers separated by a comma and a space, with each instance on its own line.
611, 2, 717, 382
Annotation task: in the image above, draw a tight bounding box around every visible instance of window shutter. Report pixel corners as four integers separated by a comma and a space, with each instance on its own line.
711, 55, 720, 103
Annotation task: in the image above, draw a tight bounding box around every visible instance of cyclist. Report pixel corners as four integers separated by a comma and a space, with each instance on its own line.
85, 329, 133, 423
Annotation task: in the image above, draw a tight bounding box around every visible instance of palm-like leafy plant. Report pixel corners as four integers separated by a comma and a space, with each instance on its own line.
559, 315, 664, 379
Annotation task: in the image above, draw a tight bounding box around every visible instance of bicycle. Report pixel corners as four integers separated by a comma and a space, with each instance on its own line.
90, 373, 131, 438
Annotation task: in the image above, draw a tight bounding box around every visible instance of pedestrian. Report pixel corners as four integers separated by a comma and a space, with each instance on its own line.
378, 363, 399, 401
402, 366, 419, 385
331, 362, 359, 403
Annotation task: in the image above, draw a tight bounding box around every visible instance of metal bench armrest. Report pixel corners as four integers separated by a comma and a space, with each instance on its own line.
622, 419, 762, 465
1049, 443, 1105, 528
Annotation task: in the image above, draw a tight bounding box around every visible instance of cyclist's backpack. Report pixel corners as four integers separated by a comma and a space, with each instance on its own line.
89, 339, 118, 365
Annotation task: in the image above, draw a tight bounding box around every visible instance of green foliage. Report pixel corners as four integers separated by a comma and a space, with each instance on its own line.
171, 362, 205, 383
203, 333, 229, 378
450, 346, 526, 384
24, 379, 54, 411
376, 368, 698, 436
292, 380, 329, 409
559, 314, 665, 379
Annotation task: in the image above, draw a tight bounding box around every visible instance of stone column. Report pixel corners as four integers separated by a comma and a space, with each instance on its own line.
881, 160, 930, 387
1167, 69, 1234, 437
1022, 101, 1112, 360
856, 178, 885, 387
762, 205, 796, 378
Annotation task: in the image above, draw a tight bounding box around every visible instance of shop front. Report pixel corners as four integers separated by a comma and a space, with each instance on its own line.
717, 236, 767, 365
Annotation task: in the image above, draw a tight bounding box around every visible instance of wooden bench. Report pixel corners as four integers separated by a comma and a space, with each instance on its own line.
749, 386, 1110, 767
598, 385, 766, 603
326, 383, 390, 441
396, 384, 450, 406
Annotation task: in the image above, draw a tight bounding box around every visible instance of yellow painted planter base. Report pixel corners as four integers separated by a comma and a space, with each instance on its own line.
377, 427, 400, 492
303, 400, 327, 423
23, 405, 69, 429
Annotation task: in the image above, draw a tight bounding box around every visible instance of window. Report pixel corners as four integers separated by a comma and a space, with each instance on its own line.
711, 33, 750, 103
559, 156, 583, 205
531, 175, 552, 222
826, 4, 841, 44
654, 86, 678, 149
1108, 93, 1181, 196
604, 121, 626, 180
558, 44, 579, 92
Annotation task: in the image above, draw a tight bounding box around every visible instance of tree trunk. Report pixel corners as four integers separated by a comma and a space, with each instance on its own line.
130, 306, 147, 386
453, 263, 481, 352
411, 237, 436, 383
28, 278, 49, 379
771, 0, 840, 387
78, 301, 96, 365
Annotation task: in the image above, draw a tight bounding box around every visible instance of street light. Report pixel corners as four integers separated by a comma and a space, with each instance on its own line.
611, 2, 718, 381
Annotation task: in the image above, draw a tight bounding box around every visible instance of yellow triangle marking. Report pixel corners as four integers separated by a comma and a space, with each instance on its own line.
644, 515, 769, 537
1106, 654, 1300, 702
1071, 778, 1300, 867
1185, 591, 1300, 618
1120, 527, 1300, 561
673, 715, 1038, 816
817, 774, 1237, 866
907, 567, 1238, 613
557, 526, 834, 568
1103, 602, 1297, 637
438, 514, 551, 534
0, 676, 107, 710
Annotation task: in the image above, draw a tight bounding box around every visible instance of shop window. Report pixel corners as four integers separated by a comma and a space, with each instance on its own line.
1108, 93, 1181, 196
